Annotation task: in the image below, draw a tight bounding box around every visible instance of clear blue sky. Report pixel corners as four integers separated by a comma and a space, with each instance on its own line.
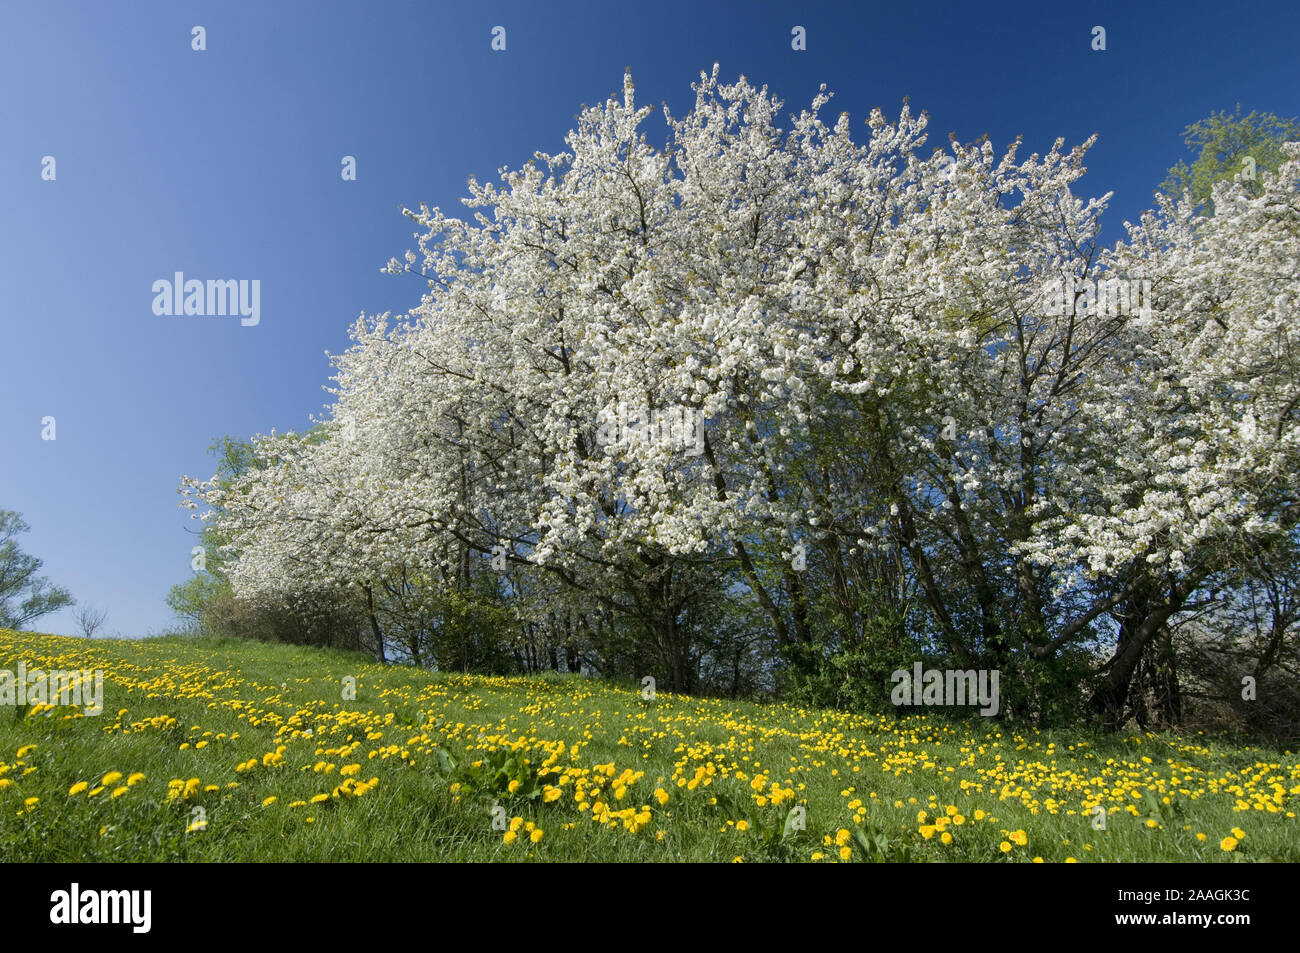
1, 0, 1296, 637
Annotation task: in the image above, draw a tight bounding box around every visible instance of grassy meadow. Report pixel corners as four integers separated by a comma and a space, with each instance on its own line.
1, 628, 1296, 862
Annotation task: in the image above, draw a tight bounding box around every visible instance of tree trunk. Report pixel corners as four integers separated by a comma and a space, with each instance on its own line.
1090, 588, 1186, 728
363, 584, 386, 664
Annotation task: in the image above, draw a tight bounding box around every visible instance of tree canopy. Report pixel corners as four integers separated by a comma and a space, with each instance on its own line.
180, 70, 1300, 728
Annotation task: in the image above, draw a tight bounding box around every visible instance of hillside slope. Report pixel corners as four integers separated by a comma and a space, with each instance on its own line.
1, 630, 1296, 862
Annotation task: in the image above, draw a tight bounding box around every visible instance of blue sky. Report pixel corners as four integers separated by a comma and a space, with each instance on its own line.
1, 0, 1296, 637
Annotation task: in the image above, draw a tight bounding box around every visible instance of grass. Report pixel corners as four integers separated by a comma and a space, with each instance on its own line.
0, 628, 1296, 862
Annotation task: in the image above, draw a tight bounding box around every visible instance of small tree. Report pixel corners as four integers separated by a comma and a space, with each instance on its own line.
74, 604, 108, 638
0, 510, 73, 630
